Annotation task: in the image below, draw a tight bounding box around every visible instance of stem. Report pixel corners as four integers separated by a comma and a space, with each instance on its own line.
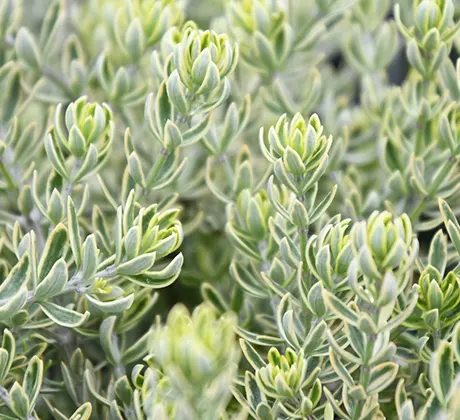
145, 147, 170, 188
62, 159, 82, 203
0, 385, 11, 409
95, 264, 117, 279
0, 162, 18, 191
410, 154, 457, 221
219, 152, 234, 182
433, 330, 441, 350
299, 227, 309, 267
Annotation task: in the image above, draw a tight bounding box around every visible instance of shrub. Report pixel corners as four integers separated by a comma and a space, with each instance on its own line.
0, 0, 459, 419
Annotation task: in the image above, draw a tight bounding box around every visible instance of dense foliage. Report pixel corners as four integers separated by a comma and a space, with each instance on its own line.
0, 0, 460, 419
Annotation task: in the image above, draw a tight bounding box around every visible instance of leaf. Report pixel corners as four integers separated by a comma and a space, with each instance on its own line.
115, 375, 133, 407
122, 330, 153, 364
84, 369, 112, 407
79, 234, 99, 285
235, 326, 284, 346
39, 302, 89, 328
38, 223, 67, 282
34, 258, 68, 301
10, 382, 29, 419
116, 252, 156, 276
239, 339, 265, 370
124, 253, 183, 288
69, 402, 92, 420
15, 28, 41, 70
329, 349, 354, 388
100, 316, 121, 366
367, 362, 398, 395
45, 133, 69, 179
245, 371, 266, 410
23, 355, 43, 408
428, 230, 447, 276
0, 329, 15, 381
0, 287, 28, 322
86, 294, 134, 314
323, 386, 351, 420
399, 400, 415, 420
0, 254, 30, 305
322, 289, 358, 326
181, 112, 212, 146
67, 198, 82, 267
430, 341, 454, 407
61, 362, 79, 404
302, 320, 327, 354
201, 283, 229, 314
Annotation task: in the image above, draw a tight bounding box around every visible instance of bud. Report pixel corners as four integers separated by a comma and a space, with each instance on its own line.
171, 29, 238, 96
397, 0, 457, 49
256, 348, 307, 399
417, 266, 460, 330
414, 1, 442, 37
235, 189, 271, 241
306, 218, 352, 289
150, 303, 239, 394
53, 97, 114, 160
226, 0, 286, 36
351, 211, 417, 281
226, 0, 293, 73
115, 196, 183, 285
109, 0, 184, 62
261, 113, 332, 176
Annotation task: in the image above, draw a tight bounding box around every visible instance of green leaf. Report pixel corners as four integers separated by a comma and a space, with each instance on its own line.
34, 258, 68, 301
240, 339, 265, 370
114, 376, 133, 407
15, 28, 41, 70
201, 283, 229, 315
67, 198, 82, 267
124, 253, 183, 288
86, 294, 134, 314
428, 230, 447, 276
181, 112, 212, 147
236, 326, 284, 346
79, 234, 99, 285
100, 316, 120, 366
69, 402, 92, 420
367, 362, 398, 395
0, 329, 15, 381
166, 70, 189, 115
329, 349, 354, 388
116, 252, 156, 276
0, 350, 10, 385
39, 302, 89, 328
0, 287, 28, 322
10, 382, 30, 419
45, 133, 69, 179
322, 289, 358, 326
302, 320, 327, 354
109, 401, 124, 420
23, 355, 43, 408
122, 330, 153, 365
245, 371, 266, 410
38, 223, 67, 282
323, 386, 351, 420
430, 341, 454, 407
399, 400, 416, 420
0, 254, 30, 305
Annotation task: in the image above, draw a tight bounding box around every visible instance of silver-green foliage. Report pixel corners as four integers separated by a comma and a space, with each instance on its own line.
0, 0, 459, 419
